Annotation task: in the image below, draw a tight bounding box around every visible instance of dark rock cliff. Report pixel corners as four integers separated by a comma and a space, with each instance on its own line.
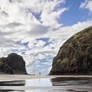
0, 53, 26, 74
50, 27, 92, 75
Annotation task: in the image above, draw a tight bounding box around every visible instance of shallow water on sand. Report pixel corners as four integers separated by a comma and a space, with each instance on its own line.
0, 77, 92, 92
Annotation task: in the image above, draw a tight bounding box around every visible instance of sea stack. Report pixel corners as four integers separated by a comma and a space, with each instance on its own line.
0, 53, 27, 74
50, 27, 92, 75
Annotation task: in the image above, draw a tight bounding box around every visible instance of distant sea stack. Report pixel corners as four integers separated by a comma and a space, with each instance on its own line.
50, 27, 92, 75
0, 53, 27, 74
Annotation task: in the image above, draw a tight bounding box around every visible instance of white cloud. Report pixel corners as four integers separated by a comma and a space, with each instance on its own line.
80, 0, 92, 12
86, 1, 92, 11
41, 8, 67, 28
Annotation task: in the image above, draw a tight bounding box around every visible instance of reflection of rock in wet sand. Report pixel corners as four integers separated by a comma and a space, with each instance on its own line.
51, 77, 92, 92
0, 89, 25, 92
0, 80, 25, 86
0, 80, 25, 92
0, 76, 92, 92
51, 77, 92, 86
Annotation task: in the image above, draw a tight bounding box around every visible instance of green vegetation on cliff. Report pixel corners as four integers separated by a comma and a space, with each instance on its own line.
0, 53, 27, 74
50, 26, 92, 75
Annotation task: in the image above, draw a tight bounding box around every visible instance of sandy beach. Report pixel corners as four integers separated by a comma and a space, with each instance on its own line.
0, 74, 92, 81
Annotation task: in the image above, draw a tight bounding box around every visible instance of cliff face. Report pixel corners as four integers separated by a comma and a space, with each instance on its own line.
50, 27, 92, 75
0, 53, 26, 74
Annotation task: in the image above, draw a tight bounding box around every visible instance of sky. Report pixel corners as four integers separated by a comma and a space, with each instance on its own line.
0, 0, 92, 75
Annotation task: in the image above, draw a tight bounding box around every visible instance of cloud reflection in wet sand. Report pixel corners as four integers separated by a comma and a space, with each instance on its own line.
0, 77, 92, 92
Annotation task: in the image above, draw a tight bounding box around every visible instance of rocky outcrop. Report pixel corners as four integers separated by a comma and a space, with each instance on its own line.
50, 27, 92, 75
0, 53, 26, 74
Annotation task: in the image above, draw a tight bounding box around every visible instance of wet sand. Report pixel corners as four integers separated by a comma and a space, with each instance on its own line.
0, 75, 92, 92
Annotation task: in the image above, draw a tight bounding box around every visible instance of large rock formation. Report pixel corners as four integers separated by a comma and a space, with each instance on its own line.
0, 53, 26, 74
50, 27, 92, 75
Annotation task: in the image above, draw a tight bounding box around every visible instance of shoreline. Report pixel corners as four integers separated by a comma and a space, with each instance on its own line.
0, 75, 92, 81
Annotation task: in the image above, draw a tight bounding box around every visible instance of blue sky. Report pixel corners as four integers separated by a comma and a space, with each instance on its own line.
32, 0, 92, 26
0, 0, 92, 75
58, 0, 91, 26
